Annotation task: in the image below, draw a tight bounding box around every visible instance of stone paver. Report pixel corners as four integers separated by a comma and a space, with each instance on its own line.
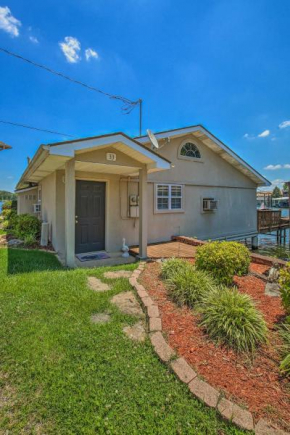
171, 358, 197, 384
111, 291, 144, 317
231, 404, 254, 431
188, 377, 220, 408
141, 296, 154, 307
147, 305, 160, 318
217, 398, 234, 420
265, 282, 280, 297
123, 321, 146, 342
255, 419, 288, 435
91, 313, 111, 324
104, 270, 132, 279
88, 277, 111, 292
218, 398, 254, 431
149, 317, 162, 332
150, 332, 175, 362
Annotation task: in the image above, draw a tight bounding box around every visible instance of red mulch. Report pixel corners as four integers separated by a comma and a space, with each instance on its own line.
140, 262, 290, 431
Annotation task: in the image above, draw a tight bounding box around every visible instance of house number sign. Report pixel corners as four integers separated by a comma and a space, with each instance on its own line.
106, 152, 117, 161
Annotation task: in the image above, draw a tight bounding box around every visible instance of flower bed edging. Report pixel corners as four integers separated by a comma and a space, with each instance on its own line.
130, 261, 288, 435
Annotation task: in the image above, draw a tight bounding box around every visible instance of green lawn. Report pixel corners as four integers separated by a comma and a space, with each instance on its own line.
0, 248, 247, 434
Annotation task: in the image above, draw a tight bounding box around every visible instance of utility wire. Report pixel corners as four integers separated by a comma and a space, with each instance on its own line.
0, 47, 140, 114
0, 120, 74, 137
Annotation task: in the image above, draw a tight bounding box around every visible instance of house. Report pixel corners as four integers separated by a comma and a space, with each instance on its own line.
15, 125, 270, 266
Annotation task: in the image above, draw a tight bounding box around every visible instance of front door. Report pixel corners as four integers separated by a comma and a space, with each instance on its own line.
75, 180, 106, 254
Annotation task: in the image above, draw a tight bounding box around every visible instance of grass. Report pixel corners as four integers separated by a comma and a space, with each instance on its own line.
0, 248, 247, 434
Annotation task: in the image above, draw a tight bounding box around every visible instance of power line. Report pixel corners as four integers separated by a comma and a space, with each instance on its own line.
0, 120, 74, 137
0, 47, 140, 115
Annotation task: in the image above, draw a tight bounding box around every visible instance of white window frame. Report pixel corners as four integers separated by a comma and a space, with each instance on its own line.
154, 183, 184, 214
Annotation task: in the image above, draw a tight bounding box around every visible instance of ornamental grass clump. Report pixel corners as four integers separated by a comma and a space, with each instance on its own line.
279, 263, 290, 314
161, 258, 192, 280
199, 287, 267, 353
278, 323, 290, 376
195, 241, 250, 286
167, 267, 217, 307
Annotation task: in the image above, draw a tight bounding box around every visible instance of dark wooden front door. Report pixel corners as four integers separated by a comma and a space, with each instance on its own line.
75, 180, 106, 254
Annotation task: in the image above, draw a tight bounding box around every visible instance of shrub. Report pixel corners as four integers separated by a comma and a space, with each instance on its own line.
279, 263, 290, 314
14, 214, 41, 241
199, 287, 267, 353
278, 323, 290, 376
195, 241, 250, 285
161, 258, 192, 280
167, 267, 217, 307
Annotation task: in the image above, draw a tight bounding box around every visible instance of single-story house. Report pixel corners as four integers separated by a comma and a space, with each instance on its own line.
15, 124, 270, 267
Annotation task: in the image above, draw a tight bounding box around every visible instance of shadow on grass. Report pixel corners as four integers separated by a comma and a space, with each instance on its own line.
7, 248, 63, 275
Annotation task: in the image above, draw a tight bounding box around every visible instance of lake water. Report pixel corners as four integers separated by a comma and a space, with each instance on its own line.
257, 208, 290, 260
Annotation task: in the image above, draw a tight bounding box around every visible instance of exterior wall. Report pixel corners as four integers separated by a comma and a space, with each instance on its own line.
17, 188, 38, 215
34, 134, 259, 258
39, 172, 57, 249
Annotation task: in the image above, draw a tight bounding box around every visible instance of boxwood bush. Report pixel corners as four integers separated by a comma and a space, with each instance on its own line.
14, 214, 41, 241
167, 267, 217, 307
195, 241, 250, 285
199, 287, 267, 353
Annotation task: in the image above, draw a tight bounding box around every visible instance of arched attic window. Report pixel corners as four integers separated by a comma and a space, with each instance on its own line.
179, 142, 201, 159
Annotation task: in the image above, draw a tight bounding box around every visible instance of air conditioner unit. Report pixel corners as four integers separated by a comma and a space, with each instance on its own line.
33, 203, 41, 213
203, 198, 218, 211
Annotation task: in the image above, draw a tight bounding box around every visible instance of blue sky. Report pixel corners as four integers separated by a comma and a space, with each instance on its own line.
0, 0, 289, 192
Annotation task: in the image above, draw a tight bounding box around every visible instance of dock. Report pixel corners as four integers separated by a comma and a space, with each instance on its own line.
258, 209, 290, 241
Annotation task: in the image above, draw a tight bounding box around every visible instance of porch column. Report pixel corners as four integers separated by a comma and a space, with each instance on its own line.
65, 159, 75, 267
139, 166, 148, 259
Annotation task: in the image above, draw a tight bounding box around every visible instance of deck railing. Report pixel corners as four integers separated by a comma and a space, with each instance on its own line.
257, 209, 282, 231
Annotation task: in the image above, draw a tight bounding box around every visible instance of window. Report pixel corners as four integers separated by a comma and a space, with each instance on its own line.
179, 142, 201, 160
155, 184, 183, 212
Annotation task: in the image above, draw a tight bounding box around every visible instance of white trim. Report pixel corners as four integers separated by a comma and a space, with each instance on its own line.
15, 186, 38, 193
49, 134, 171, 170
75, 177, 110, 253
137, 126, 270, 186
154, 183, 185, 214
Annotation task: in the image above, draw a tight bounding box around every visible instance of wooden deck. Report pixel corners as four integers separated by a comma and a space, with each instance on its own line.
258, 209, 290, 233
129, 241, 197, 259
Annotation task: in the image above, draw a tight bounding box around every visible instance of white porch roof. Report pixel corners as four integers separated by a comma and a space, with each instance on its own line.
16, 132, 171, 189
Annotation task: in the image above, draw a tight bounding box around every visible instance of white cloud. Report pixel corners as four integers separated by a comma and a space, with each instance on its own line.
29, 35, 39, 44
279, 120, 290, 129
264, 164, 290, 170
264, 164, 282, 171
270, 179, 285, 188
59, 36, 81, 63
0, 6, 21, 37
7, 175, 14, 179
85, 48, 99, 61
258, 129, 270, 138
243, 133, 249, 138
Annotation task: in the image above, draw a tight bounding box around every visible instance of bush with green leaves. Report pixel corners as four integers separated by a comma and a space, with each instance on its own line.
167, 266, 217, 307
199, 287, 267, 353
278, 323, 290, 376
279, 263, 290, 314
1, 199, 17, 211
195, 241, 250, 285
161, 258, 192, 280
14, 214, 41, 241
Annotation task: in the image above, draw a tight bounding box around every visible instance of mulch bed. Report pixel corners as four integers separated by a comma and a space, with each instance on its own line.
140, 262, 290, 431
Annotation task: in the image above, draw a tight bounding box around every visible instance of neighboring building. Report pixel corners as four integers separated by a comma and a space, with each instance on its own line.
256, 190, 272, 208
15, 125, 270, 266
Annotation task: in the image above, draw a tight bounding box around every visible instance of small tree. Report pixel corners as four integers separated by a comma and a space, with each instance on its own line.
272, 186, 282, 198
